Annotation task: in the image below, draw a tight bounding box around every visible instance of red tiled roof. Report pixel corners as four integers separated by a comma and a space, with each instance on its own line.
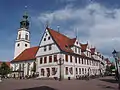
47, 28, 75, 53
80, 43, 88, 52
11, 46, 39, 62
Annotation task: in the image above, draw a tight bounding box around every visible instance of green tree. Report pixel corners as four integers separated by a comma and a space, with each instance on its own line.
0, 62, 10, 77
110, 65, 115, 70
106, 65, 111, 72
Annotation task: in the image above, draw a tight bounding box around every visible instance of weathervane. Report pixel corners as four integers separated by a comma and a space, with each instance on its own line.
46, 20, 49, 28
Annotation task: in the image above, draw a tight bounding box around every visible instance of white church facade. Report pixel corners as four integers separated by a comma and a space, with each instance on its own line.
10, 13, 39, 78
10, 13, 106, 79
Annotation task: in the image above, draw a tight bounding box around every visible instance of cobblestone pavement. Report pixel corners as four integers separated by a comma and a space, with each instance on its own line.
0, 76, 118, 90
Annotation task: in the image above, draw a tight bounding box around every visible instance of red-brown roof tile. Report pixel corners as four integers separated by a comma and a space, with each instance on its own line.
47, 28, 75, 53
11, 46, 39, 62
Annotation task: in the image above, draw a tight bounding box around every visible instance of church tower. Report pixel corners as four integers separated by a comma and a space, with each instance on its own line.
14, 12, 30, 59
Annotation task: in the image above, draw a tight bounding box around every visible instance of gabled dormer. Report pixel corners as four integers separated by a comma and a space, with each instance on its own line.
71, 39, 81, 54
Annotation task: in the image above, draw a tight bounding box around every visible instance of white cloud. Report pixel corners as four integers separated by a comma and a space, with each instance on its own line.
32, 2, 120, 57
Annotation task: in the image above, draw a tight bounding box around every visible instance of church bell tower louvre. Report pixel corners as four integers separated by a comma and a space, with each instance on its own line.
14, 12, 30, 59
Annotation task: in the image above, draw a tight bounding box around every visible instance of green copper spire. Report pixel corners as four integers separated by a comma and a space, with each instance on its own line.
20, 6, 29, 29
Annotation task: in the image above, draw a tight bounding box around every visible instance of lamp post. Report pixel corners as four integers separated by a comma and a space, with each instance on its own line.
112, 49, 120, 89
56, 55, 64, 81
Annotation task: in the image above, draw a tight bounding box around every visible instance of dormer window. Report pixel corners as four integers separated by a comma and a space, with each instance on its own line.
75, 47, 77, 52
78, 48, 80, 54
76, 41, 78, 44
44, 38, 46, 41
65, 45, 68, 49
48, 36, 50, 40
45, 33, 48, 37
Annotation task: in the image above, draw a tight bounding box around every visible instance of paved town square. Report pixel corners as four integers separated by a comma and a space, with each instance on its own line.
0, 76, 118, 90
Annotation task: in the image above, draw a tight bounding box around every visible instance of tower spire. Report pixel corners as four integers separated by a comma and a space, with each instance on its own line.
20, 6, 29, 29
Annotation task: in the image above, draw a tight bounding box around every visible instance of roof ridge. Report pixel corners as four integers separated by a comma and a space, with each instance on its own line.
47, 27, 73, 40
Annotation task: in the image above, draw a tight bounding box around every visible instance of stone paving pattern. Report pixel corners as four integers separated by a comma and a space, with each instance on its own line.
0, 76, 118, 90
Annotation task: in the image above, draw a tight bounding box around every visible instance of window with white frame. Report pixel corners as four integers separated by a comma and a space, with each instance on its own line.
79, 68, 81, 74
44, 46, 46, 51
49, 44, 52, 50
76, 68, 78, 74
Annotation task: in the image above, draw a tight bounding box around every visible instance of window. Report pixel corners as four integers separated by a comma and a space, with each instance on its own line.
44, 46, 46, 51
90, 60, 92, 65
45, 33, 48, 37
18, 34, 21, 39
87, 59, 88, 65
52, 67, 56, 75
78, 49, 80, 54
87, 51, 88, 56
65, 67, 68, 75
85, 68, 86, 74
40, 57, 42, 64
65, 55, 68, 62
84, 59, 86, 65
44, 38, 46, 41
54, 55, 57, 62
79, 58, 80, 64
19, 64, 21, 71
69, 67, 73, 75
76, 41, 78, 44
44, 57, 47, 63
25, 44, 27, 47
17, 43, 20, 47
79, 68, 81, 74
70, 56, 72, 62
49, 45, 52, 50
48, 36, 50, 40
76, 68, 78, 74
75, 57, 77, 63
82, 68, 84, 74
75, 47, 77, 53
41, 68, 45, 76
49, 56, 52, 63
25, 34, 28, 40
82, 58, 83, 64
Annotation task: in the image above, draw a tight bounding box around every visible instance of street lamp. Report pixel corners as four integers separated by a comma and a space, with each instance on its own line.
112, 49, 120, 89
56, 55, 64, 81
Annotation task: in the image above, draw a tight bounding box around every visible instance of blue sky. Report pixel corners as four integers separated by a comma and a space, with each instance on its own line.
0, 0, 120, 61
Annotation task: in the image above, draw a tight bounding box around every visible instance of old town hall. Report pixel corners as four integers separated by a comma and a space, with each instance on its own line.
10, 13, 106, 79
